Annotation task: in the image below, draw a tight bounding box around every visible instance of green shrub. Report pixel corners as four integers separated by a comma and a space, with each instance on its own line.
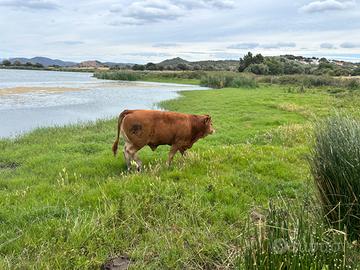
345, 79, 360, 90
310, 115, 360, 239
200, 73, 257, 88
244, 63, 269, 75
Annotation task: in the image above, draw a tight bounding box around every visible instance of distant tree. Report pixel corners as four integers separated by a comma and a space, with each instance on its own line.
2, 60, 11, 66
13, 60, 22, 66
239, 52, 253, 72
157, 65, 164, 71
352, 67, 360, 76
132, 64, 145, 71
176, 63, 189, 71
319, 57, 329, 63
34, 63, 44, 68
264, 57, 284, 75
253, 53, 264, 64
244, 63, 269, 75
25, 62, 33, 66
333, 68, 351, 76
283, 61, 305, 74
239, 52, 264, 72
318, 62, 334, 70
145, 62, 157, 70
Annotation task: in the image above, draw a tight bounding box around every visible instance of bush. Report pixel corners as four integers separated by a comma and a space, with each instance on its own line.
345, 79, 360, 90
200, 73, 257, 89
244, 63, 269, 75
264, 57, 284, 75
283, 61, 305, 75
310, 115, 360, 239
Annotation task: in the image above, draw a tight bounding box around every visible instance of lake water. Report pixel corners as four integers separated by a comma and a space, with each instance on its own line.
0, 69, 205, 138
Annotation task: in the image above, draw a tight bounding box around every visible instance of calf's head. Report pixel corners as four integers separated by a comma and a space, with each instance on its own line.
203, 115, 215, 135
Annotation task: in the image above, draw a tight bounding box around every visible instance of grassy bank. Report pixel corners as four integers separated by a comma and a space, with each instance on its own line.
1, 83, 360, 268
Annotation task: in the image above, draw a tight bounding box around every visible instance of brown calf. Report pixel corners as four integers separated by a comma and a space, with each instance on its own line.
112, 109, 215, 170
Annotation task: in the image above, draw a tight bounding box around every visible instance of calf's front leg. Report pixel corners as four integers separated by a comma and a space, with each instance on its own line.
167, 145, 178, 166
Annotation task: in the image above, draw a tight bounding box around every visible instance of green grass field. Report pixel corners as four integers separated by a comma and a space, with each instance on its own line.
1, 84, 359, 268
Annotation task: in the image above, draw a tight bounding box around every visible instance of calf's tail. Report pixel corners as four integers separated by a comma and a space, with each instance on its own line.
112, 110, 131, 156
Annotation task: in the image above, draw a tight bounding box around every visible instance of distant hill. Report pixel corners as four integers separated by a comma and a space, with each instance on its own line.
77, 60, 106, 68
5, 57, 134, 69
9, 57, 77, 67
158, 57, 190, 66
157, 57, 239, 71
104, 62, 134, 68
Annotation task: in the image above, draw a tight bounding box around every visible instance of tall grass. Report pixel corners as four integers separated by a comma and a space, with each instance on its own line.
200, 73, 257, 88
94, 71, 141, 81
94, 70, 206, 81
310, 115, 360, 240
239, 197, 357, 269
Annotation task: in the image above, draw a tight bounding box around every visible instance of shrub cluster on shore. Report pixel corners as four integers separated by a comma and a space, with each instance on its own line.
199, 73, 258, 88
94, 70, 206, 82
310, 115, 360, 240
94, 70, 360, 91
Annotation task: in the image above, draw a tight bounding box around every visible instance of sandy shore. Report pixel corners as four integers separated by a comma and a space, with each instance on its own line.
0, 86, 81, 96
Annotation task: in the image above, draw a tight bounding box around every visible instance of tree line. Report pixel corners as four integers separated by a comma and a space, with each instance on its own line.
1, 60, 44, 68
238, 52, 360, 76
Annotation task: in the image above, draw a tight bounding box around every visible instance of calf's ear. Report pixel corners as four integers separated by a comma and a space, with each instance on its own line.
203, 115, 211, 124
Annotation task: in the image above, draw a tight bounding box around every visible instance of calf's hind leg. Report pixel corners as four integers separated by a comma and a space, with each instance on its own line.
123, 143, 132, 170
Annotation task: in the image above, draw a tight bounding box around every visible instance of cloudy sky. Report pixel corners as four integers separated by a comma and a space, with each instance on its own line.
0, 0, 359, 63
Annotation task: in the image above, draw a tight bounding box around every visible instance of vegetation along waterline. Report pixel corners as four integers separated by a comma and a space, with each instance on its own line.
94, 70, 360, 90
2, 76, 360, 268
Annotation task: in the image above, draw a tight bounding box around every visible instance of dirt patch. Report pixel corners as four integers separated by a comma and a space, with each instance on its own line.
101, 255, 132, 270
0, 87, 81, 96
0, 161, 20, 170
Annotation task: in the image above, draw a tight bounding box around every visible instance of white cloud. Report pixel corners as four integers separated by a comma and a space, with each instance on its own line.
300, 0, 355, 13
111, 0, 235, 25
205, 0, 235, 9
111, 0, 184, 24
320, 42, 336, 49
261, 42, 296, 49
0, 0, 59, 10
152, 43, 179, 48
227, 43, 259, 49
228, 42, 296, 50
340, 42, 360, 48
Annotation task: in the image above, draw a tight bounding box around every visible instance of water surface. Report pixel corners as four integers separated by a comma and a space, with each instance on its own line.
0, 69, 205, 138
